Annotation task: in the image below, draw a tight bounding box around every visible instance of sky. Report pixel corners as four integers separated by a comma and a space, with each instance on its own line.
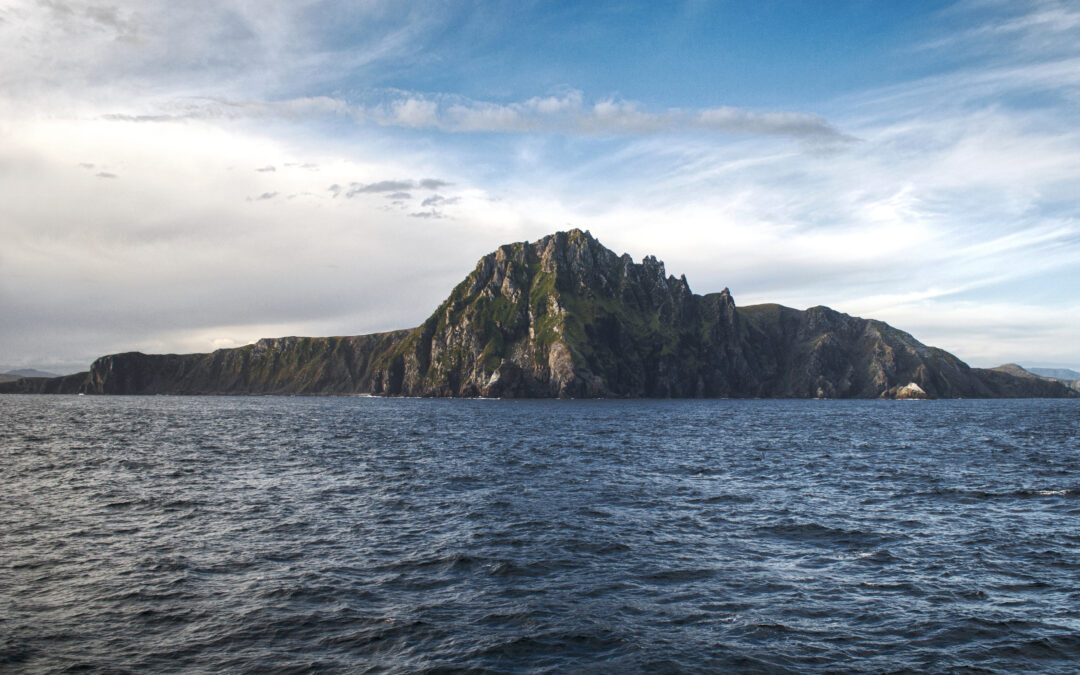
1, 0, 1079, 374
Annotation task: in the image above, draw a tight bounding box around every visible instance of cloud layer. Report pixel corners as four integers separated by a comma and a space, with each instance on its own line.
98, 91, 853, 145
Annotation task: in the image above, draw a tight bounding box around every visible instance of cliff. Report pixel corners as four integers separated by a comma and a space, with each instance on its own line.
2, 230, 1075, 399
385, 230, 757, 397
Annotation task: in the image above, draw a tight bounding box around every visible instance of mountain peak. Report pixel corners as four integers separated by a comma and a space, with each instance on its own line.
991, 363, 1039, 379
412, 228, 713, 396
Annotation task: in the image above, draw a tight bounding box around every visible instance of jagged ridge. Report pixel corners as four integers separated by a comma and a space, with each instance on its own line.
1, 230, 1074, 398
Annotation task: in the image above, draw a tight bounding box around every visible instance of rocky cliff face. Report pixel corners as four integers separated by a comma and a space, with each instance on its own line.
2, 229, 1074, 399
385, 229, 757, 397
737, 303, 1001, 398
79, 331, 410, 395
0, 371, 94, 394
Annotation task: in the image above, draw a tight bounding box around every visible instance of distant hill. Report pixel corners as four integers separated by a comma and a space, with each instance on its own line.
1, 230, 1076, 399
1, 369, 60, 383
4, 368, 59, 378
991, 364, 1040, 379
991, 364, 1080, 393
1028, 367, 1080, 380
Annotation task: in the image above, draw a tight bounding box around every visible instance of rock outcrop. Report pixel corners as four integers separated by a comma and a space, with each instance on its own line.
390, 230, 758, 397
2, 229, 1075, 399
896, 382, 928, 400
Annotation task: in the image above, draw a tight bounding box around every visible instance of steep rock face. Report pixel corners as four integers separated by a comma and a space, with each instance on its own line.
385, 229, 755, 397
737, 304, 993, 398
2, 229, 1075, 399
79, 331, 410, 395
0, 372, 90, 394
978, 365, 1080, 397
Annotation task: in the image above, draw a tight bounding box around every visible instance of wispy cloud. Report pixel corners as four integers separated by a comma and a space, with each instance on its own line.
331, 178, 451, 198
409, 210, 444, 219
0, 1, 441, 113
100, 90, 853, 144
421, 194, 459, 207
418, 178, 450, 190
920, 0, 1080, 60
6, 1, 851, 145
101, 96, 352, 123
347, 180, 415, 195
388, 91, 852, 141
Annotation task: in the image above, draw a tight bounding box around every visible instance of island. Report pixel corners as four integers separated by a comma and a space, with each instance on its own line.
2, 230, 1075, 399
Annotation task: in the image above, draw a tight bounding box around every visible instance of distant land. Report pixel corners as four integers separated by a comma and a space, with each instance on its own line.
990, 364, 1080, 394
0, 369, 58, 383
1, 230, 1075, 399
1028, 367, 1080, 381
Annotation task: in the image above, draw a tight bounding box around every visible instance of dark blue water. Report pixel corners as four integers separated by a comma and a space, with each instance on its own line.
2, 396, 1078, 673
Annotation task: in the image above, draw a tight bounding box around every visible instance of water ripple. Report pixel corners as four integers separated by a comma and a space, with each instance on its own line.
1, 396, 1079, 672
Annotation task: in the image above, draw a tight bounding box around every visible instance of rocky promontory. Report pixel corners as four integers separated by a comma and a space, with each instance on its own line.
2, 230, 1075, 399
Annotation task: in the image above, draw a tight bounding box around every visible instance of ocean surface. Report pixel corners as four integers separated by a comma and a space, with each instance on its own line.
2, 395, 1079, 673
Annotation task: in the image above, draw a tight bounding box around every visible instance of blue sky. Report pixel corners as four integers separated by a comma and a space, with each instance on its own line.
362, 2, 948, 107
1, 0, 1078, 373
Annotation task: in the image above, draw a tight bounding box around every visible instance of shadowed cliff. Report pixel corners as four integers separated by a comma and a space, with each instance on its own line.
2, 230, 1074, 399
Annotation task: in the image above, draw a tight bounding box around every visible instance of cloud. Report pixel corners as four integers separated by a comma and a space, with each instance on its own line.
339, 178, 451, 198
94, 88, 851, 144
919, 0, 1080, 61
409, 210, 444, 219
95, 171, 117, 179
255, 165, 275, 172
421, 194, 459, 207
0, 114, 494, 372
357, 91, 854, 142
346, 180, 415, 195
389, 97, 439, 127
694, 107, 848, 140
100, 114, 179, 123
385, 191, 412, 200
100, 96, 353, 124
0, 0, 439, 120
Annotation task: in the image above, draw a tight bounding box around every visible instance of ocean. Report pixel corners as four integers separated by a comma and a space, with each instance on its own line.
2, 395, 1078, 672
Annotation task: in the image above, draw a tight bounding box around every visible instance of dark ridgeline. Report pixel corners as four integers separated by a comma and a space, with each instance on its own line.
3, 229, 1075, 398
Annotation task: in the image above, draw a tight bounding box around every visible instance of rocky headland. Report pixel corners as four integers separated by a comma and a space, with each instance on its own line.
3, 229, 1075, 399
